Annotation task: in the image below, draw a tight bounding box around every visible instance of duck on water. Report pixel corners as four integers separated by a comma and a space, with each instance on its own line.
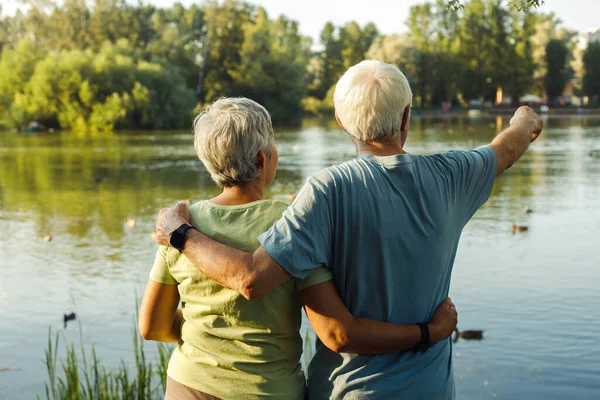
453, 328, 484, 342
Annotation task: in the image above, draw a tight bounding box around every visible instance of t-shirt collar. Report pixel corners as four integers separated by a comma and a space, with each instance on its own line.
358, 152, 415, 167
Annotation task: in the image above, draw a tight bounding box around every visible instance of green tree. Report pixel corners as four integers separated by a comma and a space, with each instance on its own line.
146, 3, 206, 93
232, 8, 308, 124
544, 39, 570, 103
1, 0, 320, 129
408, 0, 462, 107
200, 0, 252, 102
338, 21, 379, 71
583, 41, 600, 103
503, 6, 536, 104
530, 12, 562, 78
454, 0, 537, 104
6, 40, 194, 131
317, 22, 343, 99
87, 0, 145, 49
407, 3, 436, 107
448, 0, 545, 10
46, 0, 91, 49
0, 38, 46, 128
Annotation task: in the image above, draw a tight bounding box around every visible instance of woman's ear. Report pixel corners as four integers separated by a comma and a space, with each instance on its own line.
255, 150, 267, 168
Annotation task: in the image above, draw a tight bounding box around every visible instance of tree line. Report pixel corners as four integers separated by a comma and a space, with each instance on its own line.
1, 0, 599, 132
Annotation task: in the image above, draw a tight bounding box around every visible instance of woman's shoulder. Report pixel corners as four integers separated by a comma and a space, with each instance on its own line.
189, 199, 289, 218
258, 199, 289, 215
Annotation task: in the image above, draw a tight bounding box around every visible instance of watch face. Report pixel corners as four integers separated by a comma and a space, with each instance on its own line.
170, 223, 192, 251
170, 230, 185, 251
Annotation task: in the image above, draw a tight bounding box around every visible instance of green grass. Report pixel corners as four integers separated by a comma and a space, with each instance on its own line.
39, 318, 174, 400
40, 314, 317, 399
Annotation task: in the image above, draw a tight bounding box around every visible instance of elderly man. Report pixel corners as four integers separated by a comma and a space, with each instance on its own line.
156, 60, 543, 399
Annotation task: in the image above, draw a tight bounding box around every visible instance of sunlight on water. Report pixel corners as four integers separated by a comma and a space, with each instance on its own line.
0, 115, 599, 399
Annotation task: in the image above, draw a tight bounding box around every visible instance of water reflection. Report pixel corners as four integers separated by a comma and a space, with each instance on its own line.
0, 116, 599, 399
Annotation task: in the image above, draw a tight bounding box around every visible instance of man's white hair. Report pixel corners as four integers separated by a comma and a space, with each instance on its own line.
334, 60, 412, 142
193, 97, 274, 187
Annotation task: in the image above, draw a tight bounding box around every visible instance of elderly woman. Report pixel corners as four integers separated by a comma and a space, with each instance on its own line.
139, 97, 458, 400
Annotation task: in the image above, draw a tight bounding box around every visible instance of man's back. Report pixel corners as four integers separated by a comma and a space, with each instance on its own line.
259, 146, 497, 399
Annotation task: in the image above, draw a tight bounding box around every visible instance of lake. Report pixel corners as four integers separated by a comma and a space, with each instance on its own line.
1, 115, 599, 399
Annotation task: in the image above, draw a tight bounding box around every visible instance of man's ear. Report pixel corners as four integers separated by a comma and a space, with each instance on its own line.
401, 105, 411, 133
335, 113, 344, 129
255, 150, 266, 168
336, 113, 354, 140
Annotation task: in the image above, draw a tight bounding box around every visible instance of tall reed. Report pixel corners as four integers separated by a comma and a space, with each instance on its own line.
40, 314, 318, 399
39, 320, 173, 400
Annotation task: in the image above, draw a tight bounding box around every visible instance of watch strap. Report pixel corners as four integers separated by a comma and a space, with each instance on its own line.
170, 223, 194, 252
417, 323, 431, 350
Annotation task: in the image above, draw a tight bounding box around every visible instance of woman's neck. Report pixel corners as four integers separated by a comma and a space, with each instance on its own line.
210, 180, 265, 206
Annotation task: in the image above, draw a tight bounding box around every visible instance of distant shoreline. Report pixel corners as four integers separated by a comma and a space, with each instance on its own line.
413, 108, 600, 117
4, 108, 600, 133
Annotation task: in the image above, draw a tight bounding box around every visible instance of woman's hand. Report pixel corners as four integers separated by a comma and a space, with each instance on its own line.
428, 297, 458, 344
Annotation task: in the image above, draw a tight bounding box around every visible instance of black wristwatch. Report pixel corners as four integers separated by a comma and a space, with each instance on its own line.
169, 223, 195, 252
417, 323, 431, 351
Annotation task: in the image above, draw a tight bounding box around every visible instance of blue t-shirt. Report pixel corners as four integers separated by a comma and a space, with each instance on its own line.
259, 146, 497, 400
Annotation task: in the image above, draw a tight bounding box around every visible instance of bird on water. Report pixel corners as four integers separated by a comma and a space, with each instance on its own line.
512, 224, 528, 233
453, 328, 484, 342
63, 312, 76, 328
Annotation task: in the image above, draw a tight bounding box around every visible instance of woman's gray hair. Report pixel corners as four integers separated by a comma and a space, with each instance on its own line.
193, 98, 274, 187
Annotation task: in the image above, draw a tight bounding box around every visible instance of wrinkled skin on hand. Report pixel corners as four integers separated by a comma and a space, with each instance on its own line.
510, 106, 544, 142
155, 201, 191, 246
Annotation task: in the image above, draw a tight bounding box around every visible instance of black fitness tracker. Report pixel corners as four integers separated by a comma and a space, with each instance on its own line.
170, 223, 195, 252
417, 323, 431, 350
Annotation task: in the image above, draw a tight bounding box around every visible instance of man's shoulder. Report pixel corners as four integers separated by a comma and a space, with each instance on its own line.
308, 158, 365, 185
426, 146, 495, 161
419, 146, 496, 171
287, 161, 362, 208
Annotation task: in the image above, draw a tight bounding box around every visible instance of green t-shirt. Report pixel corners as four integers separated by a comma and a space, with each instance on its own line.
149, 199, 332, 400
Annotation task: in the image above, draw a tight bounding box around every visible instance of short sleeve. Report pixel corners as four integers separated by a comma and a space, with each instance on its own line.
258, 178, 332, 280
443, 145, 497, 222
149, 246, 178, 285
295, 267, 333, 291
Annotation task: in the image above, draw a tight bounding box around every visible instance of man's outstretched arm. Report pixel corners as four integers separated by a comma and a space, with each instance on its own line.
490, 106, 543, 176
155, 203, 291, 300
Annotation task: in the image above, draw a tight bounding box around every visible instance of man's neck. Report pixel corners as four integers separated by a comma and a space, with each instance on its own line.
355, 137, 407, 157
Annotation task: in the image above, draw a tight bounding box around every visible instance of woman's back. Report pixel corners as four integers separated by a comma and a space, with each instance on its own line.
150, 199, 307, 399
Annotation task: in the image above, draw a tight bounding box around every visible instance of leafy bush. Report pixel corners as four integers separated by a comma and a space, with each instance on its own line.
2, 40, 195, 132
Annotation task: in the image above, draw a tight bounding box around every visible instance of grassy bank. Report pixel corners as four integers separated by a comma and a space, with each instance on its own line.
40, 318, 316, 399
40, 321, 173, 400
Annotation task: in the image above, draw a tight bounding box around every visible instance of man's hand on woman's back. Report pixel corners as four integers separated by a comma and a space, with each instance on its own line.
428, 297, 458, 344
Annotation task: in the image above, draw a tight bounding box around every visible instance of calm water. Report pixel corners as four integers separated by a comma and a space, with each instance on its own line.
1, 116, 599, 399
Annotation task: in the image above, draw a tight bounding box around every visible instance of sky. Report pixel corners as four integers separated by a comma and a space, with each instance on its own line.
2, 0, 599, 42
